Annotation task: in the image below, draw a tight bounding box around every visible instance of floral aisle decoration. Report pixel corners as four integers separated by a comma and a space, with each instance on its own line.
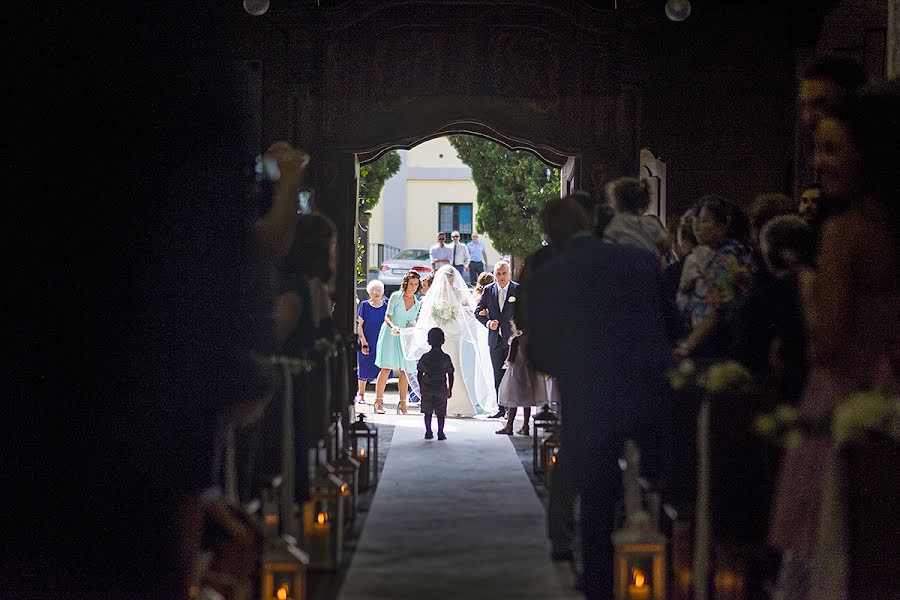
430, 299, 459, 326
313, 337, 338, 356
666, 359, 753, 395
667, 358, 752, 600
754, 388, 900, 448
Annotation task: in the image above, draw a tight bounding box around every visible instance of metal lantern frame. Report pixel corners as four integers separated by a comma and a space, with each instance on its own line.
302, 471, 345, 571
348, 414, 378, 490
329, 449, 360, 526
261, 534, 309, 600
612, 527, 667, 600
540, 427, 560, 486
532, 404, 559, 474
327, 411, 344, 462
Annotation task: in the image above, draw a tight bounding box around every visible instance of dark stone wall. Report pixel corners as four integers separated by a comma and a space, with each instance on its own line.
216, 1, 809, 330
635, 5, 797, 217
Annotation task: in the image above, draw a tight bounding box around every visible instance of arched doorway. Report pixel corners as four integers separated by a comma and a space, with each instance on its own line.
356, 121, 577, 288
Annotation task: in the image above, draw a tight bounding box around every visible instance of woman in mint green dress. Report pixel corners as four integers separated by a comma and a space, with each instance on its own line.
374, 271, 421, 414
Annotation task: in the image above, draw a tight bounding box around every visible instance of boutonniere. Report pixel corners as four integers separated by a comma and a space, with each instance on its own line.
507, 296, 516, 303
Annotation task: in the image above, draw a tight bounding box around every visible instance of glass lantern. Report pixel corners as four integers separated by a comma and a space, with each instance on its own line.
261, 534, 309, 600
348, 414, 378, 490
540, 427, 560, 486
532, 404, 559, 474
302, 471, 345, 571
612, 526, 667, 600
329, 448, 360, 526
327, 411, 343, 462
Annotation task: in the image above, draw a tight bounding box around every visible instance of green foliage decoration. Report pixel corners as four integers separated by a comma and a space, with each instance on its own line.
448, 135, 560, 258
356, 237, 367, 285
358, 150, 401, 212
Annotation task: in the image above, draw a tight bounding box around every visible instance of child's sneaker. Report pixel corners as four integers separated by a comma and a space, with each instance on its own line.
437, 432, 447, 441
425, 431, 434, 439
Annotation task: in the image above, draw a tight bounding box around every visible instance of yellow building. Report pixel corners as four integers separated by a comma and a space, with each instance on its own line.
366, 137, 500, 271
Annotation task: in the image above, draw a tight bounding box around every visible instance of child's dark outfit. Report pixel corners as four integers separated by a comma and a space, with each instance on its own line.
416, 347, 454, 440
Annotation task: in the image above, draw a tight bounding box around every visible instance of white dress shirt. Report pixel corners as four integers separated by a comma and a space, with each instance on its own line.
498, 282, 509, 311
451, 242, 470, 267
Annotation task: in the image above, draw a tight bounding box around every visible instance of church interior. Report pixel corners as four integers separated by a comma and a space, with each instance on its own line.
7, 1, 899, 599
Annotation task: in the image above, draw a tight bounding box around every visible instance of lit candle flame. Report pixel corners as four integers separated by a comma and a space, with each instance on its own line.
341, 483, 349, 494
317, 512, 327, 524
358, 448, 366, 457
276, 583, 289, 600
634, 569, 646, 587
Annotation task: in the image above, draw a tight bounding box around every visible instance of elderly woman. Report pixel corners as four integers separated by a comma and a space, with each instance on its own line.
356, 280, 388, 405
374, 270, 421, 414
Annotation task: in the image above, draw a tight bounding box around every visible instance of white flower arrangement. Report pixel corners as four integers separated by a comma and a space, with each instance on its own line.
667, 359, 752, 395
832, 389, 900, 446
698, 360, 753, 395
667, 359, 697, 390
430, 299, 459, 326
754, 389, 899, 449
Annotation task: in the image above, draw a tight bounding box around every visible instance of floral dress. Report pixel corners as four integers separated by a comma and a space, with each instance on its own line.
690, 238, 754, 326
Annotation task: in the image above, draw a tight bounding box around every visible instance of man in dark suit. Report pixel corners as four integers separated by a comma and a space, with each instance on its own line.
475, 260, 519, 419
526, 197, 674, 600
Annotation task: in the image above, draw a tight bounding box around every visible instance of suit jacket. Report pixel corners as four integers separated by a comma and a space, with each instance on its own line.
475, 281, 520, 349
525, 235, 674, 450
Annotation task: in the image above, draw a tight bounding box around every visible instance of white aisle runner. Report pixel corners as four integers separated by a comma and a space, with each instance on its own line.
339, 415, 579, 599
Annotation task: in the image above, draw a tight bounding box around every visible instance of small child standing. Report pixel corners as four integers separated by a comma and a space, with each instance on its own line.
496, 324, 547, 436
416, 327, 455, 440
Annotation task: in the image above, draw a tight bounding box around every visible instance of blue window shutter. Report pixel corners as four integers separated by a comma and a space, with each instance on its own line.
459, 204, 473, 234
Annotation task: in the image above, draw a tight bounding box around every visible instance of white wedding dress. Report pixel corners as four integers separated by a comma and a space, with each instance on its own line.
401, 265, 498, 416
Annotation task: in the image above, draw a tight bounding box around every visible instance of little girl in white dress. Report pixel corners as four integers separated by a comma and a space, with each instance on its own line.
495, 326, 548, 435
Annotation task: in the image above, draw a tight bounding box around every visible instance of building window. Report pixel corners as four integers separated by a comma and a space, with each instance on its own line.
438, 203, 473, 242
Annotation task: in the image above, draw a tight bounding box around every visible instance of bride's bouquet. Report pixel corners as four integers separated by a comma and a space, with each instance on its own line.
430, 299, 459, 326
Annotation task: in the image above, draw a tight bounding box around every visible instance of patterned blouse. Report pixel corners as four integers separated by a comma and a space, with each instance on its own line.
690, 238, 754, 326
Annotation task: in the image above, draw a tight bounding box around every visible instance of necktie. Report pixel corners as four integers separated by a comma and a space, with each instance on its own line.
452, 243, 457, 264
499, 286, 505, 311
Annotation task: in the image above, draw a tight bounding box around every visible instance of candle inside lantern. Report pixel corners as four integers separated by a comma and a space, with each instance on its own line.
627, 569, 650, 600
276, 583, 291, 600
304, 502, 332, 566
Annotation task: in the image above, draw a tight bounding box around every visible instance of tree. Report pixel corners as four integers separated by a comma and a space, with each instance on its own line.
448, 135, 559, 258
358, 150, 401, 212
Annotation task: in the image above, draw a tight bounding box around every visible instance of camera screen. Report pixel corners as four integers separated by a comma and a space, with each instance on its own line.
297, 189, 314, 214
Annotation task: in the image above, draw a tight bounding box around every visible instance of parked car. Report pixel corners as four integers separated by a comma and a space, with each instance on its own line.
377, 248, 432, 293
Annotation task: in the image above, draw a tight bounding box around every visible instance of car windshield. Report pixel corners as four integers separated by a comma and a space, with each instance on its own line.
393, 249, 430, 260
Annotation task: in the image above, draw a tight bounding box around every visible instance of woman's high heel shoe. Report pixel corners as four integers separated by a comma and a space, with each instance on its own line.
397, 399, 408, 415
374, 398, 385, 414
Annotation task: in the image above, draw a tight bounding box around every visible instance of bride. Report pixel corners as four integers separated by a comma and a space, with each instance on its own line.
401, 265, 498, 417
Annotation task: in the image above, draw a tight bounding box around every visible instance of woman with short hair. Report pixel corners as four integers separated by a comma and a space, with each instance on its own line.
356, 279, 388, 405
